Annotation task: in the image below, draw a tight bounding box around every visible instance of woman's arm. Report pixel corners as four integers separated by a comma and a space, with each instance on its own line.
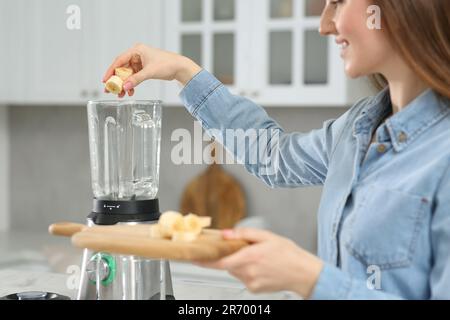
195, 228, 405, 300
197, 172, 450, 301
180, 69, 361, 188
103, 44, 361, 188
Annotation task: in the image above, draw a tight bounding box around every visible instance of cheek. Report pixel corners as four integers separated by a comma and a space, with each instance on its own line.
350, 29, 392, 76
333, 0, 388, 76
337, 9, 392, 76
336, 0, 369, 35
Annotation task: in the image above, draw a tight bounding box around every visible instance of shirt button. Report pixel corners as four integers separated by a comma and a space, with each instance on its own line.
377, 144, 387, 153
398, 132, 407, 142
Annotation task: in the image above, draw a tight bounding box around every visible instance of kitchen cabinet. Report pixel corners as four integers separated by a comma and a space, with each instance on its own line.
93, 0, 163, 102
4, 0, 372, 106
163, 0, 250, 105
0, 1, 27, 104
7, 0, 163, 104
0, 2, 7, 102
25, 0, 92, 104
162, 0, 373, 107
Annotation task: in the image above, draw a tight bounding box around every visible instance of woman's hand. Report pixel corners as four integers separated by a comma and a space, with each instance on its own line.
195, 228, 324, 299
102, 43, 202, 98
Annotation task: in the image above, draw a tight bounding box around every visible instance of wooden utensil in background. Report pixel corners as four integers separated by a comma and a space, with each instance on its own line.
180, 142, 246, 229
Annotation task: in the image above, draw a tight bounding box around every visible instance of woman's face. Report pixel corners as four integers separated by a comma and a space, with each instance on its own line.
319, 0, 394, 78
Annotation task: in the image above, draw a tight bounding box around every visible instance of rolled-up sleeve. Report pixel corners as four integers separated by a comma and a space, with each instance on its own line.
180, 70, 358, 188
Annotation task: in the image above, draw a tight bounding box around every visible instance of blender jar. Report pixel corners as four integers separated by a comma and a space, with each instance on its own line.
87, 100, 162, 200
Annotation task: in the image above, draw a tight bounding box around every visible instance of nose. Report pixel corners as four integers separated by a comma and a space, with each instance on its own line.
319, 6, 338, 36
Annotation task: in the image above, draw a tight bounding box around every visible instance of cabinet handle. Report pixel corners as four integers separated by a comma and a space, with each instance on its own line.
81, 90, 88, 98
239, 91, 247, 96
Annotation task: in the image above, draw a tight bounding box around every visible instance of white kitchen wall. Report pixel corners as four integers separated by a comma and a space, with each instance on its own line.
0, 105, 10, 231
8, 105, 348, 253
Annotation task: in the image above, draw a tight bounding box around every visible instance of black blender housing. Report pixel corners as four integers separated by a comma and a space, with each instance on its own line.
89, 198, 161, 225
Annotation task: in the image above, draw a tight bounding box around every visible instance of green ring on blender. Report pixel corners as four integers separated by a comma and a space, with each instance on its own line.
88, 253, 116, 286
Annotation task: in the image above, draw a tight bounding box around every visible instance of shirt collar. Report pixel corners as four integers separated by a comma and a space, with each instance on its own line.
385, 89, 450, 152
355, 88, 450, 152
354, 87, 391, 135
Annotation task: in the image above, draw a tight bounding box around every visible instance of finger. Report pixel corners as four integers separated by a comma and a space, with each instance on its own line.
118, 90, 126, 98
228, 265, 251, 282
103, 50, 135, 82
224, 228, 276, 243
219, 247, 256, 269
130, 53, 143, 73
123, 71, 147, 91
127, 88, 135, 97
192, 260, 226, 270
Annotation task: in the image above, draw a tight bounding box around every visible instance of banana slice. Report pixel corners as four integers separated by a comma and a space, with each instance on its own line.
159, 211, 185, 238
115, 67, 133, 81
183, 214, 203, 235
105, 75, 123, 95
198, 216, 212, 228
149, 224, 162, 239
172, 231, 198, 242
157, 211, 213, 242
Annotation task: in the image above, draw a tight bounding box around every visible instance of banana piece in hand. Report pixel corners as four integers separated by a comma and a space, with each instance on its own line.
105, 75, 123, 95
105, 67, 134, 95
115, 67, 133, 81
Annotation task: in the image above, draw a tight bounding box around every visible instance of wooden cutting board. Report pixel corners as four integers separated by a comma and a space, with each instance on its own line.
71, 229, 248, 262
49, 222, 248, 262
180, 142, 246, 229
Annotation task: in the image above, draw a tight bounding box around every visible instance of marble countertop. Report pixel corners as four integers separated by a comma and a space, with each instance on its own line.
0, 230, 301, 300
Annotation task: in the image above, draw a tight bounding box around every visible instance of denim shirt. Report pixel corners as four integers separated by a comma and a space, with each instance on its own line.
180, 70, 450, 300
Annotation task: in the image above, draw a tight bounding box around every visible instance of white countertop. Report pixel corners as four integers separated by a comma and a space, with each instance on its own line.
0, 230, 301, 300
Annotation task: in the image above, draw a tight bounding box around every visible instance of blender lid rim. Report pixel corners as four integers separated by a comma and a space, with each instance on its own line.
87, 99, 163, 105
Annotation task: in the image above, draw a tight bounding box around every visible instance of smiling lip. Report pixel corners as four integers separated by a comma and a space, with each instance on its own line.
336, 38, 350, 57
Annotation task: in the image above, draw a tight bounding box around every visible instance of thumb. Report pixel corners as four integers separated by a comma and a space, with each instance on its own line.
223, 228, 275, 243
123, 71, 147, 91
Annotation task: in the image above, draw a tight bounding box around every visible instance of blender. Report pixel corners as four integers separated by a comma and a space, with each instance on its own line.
77, 100, 174, 300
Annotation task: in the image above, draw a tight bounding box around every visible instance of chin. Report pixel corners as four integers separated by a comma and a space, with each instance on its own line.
344, 63, 367, 79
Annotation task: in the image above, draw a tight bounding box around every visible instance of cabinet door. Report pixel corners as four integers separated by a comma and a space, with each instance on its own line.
91, 0, 163, 102
251, 0, 346, 106
0, 1, 8, 103
26, 0, 94, 104
0, 0, 29, 104
163, 0, 251, 105
18, 0, 162, 104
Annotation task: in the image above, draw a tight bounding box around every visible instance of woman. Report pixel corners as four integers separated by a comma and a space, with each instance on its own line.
103, 0, 450, 299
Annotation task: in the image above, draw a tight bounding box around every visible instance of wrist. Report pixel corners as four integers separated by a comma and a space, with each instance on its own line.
175, 56, 202, 86
292, 251, 324, 299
